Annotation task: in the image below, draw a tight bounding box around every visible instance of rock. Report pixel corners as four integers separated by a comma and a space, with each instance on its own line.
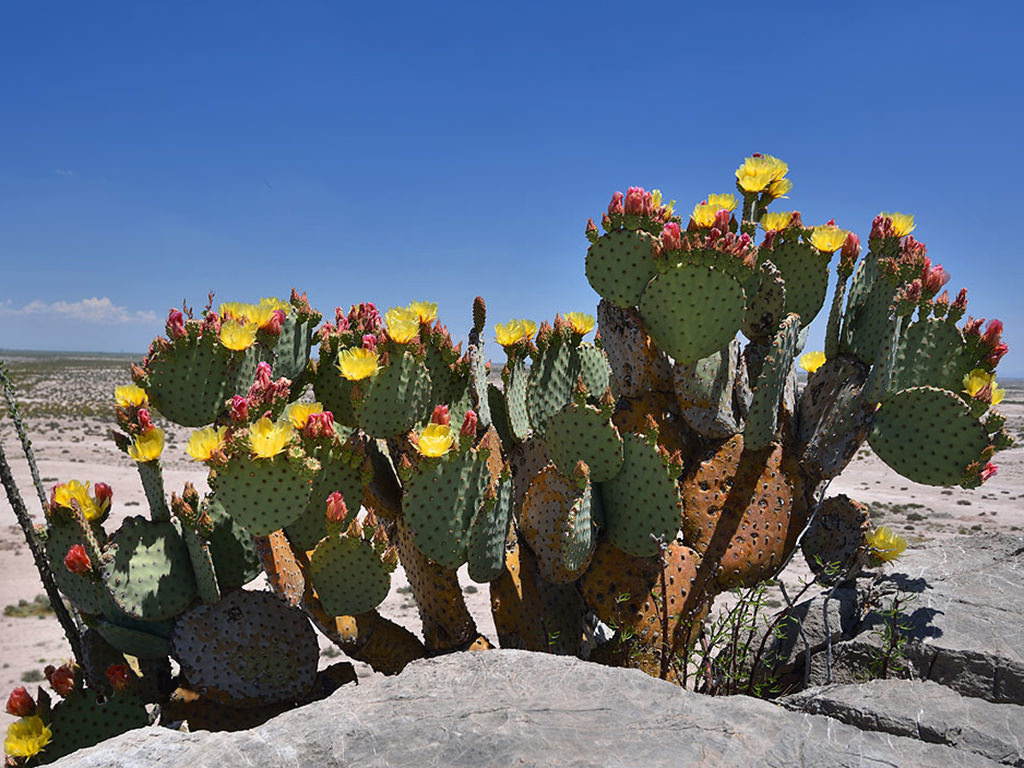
782, 680, 1024, 767
51, 650, 1001, 768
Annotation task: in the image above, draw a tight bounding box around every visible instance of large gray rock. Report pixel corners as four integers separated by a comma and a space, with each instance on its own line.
52, 650, 1001, 768
782, 680, 1024, 767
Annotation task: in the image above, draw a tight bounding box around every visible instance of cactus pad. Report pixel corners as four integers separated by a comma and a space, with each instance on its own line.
868, 386, 990, 486
502, 357, 531, 440
577, 344, 611, 398
203, 494, 263, 589
212, 454, 316, 536
544, 403, 623, 483
597, 299, 674, 398
43, 515, 114, 616
585, 229, 658, 307
254, 529, 307, 607
45, 691, 149, 762
91, 615, 173, 659
801, 495, 871, 583
889, 317, 970, 394
262, 314, 316, 384
841, 256, 897, 364
744, 313, 801, 450
797, 356, 873, 481
358, 350, 433, 437
526, 337, 577, 436
519, 466, 597, 584
761, 240, 829, 324
170, 589, 319, 708
467, 476, 513, 583
673, 340, 742, 439
639, 265, 746, 364
742, 261, 787, 340
286, 452, 362, 552
309, 534, 391, 617
600, 433, 681, 557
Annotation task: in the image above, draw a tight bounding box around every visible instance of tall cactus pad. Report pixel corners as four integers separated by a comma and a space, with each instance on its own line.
797, 356, 872, 481
545, 403, 623, 483
467, 476, 513, 583
600, 433, 681, 557
358, 350, 433, 437
744, 313, 801, 450
673, 340, 742, 439
170, 589, 319, 708
502, 358, 531, 440
868, 386, 991, 486
203, 495, 262, 589
211, 454, 316, 536
92, 616, 173, 659
742, 262, 787, 340
578, 344, 611, 398
43, 515, 114, 615
801, 495, 871, 583
309, 349, 356, 426
309, 534, 391, 617
285, 453, 362, 552
585, 229, 658, 308
102, 517, 197, 621
597, 300, 674, 398
639, 265, 746, 364
44, 691, 149, 763
143, 335, 259, 426
761, 239, 829, 325
889, 318, 970, 394
469, 344, 493, 428
262, 315, 316, 384
254, 530, 307, 607
680, 435, 807, 590
520, 466, 597, 584
841, 256, 896, 364
181, 526, 221, 604
526, 337, 577, 436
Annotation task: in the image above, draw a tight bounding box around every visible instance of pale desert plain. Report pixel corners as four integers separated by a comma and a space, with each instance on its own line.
0, 351, 1022, 735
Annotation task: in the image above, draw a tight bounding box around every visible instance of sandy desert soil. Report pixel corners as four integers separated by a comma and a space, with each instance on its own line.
0, 352, 1021, 730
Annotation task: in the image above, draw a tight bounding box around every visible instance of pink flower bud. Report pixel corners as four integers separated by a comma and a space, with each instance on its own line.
980, 463, 998, 483
841, 232, 861, 262
136, 408, 154, 432
93, 482, 112, 513
47, 664, 75, 697
201, 311, 221, 334
713, 208, 731, 232
325, 491, 348, 523
870, 214, 894, 240
623, 187, 651, 216
230, 395, 249, 423
303, 411, 335, 438
963, 316, 984, 338
264, 309, 285, 336
5, 687, 35, 717
985, 342, 1009, 368
362, 334, 377, 351
431, 405, 450, 425
825, 218, 836, 226
601, 212, 612, 230
981, 319, 1003, 348
661, 222, 682, 252
922, 264, 950, 294
254, 362, 273, 389
586, 218, 598, 235
166, 309, 186, 340
64, 544, 92, 574
608, 191, 625, 215
460, 409, 478, 437
105, 664, 133, 692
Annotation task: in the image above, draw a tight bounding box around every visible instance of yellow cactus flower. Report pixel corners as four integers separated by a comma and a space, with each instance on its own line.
128, 427, 165, 463
416, 422, 455, 458
691, 202, 718, 228
407, 300, 438, 324
799, 351, 827, 374
4, 715, 53, 759
880, 211, 915, 237
52, 480, 101, 521
650, 189, 675, 217
810, 225, 850, 253
866, 526, 907, 564
768, 178, 793, 199
219, 302, 253, 321
245, 303, 277, 329
283, 401, 324, 429
565, 312, 595, 336
219, 319, 259, 351
185, 426, 228, 462
385, 306, 421, 344
258, 296, 290, 313
963, 369, 1005, 405
706, 193, 738, 212
114, 384, 148, 408
337, 347, 381, 381
249, 417, 293, 459
495, 319, 536, 346
759, 211, 795, 232
735, 154, 788, 193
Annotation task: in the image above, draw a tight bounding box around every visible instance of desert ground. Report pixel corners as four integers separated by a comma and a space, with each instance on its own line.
1, 351, 1021, 731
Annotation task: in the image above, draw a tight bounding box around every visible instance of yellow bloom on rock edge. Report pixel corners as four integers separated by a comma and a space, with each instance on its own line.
495, 319, 536, 346
385, 307, 421, 344
565, 312, 595, 336
249, 417, 294, 459
219, 319, 259, 351
337, 347, 381, 381
52, 480, 100, 521
759, 211, 795, 232
283, 401, 324, 429
809, 225, 850, 253
866, 526, 907, 564
416, 423, 455, 458
735, 155, 789, 193
185, 426, 228, 462
799, 351, 827, 374
115, 384, 148, 408
407, 301, 438, 324
5, 715, 53, 758
880, 211, 915, 238
128, 428, 165, 463
963, 369, 1005, 405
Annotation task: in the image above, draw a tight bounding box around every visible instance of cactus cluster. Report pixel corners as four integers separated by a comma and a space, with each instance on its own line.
6, 155, 1014, 762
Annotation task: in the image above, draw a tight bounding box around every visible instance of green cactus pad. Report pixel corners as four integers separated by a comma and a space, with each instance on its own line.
359, 349, 433, 437
578, 344, 611, 398
889, 317, 970, 395
745, 314, 801, 450
742, 261, 787, 340
600, 433, 681, 557
467, 476, 513, 583
202, 495, 262, 588
424, 343, 458, 408
261, 315, 316, 385
180, 526, 220, 604
797, 356, 872, 481
136, 460, 170, 521
101, 517, 197, 621
91, 614, 173, 660
487, 382, 514, 447
144, 334, 259, 426
285, 452, 362, 552
841, 255, 898, 364
526, 337, 578, 436
170, 589, 319, 708
544, 403, 623, 483
45, 691, 149, 762
585, 229, 658, 308
504, 358, 531, 440
309, 534, 391, 616
469, 344, 493, 428
403, 447, 490, 569
509, 436, 553, 511
43, 516, 115, 616
761, 240, 829, 325
639, 265, 746, 365
673, 340, 741, 439
868, 386, 990, 486
211, 454, 316, 536
309, 349, 357, 426
519, 466, 597, 584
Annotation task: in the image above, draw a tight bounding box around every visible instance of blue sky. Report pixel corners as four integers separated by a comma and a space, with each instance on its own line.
1, 1, 1022, 375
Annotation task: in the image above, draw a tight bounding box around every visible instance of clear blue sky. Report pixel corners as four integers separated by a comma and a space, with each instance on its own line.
1, 1, 1022, 375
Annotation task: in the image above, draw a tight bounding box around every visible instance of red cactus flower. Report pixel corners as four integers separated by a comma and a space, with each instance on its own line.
985, 342, 1009, 368
430, 405, 450, 426
362, 334, 377, 351
661, 221, 682, 252
980, 463, 998, 483
608, 191, 624, 216
713, 208, 731, 232
136, 408, 154, 432
623, 187, 651, 216
64, 545, 92, 575
460, 409, 478, 437
325, 492, 348, 523
47, 664, 75, 697
230, 395, 249, 423
981, 319, 1003, 348
5, 687, 35, 717
922, 264, 950, 294
166, 309, 186, 340
105, 664, 133, 693
93, 482, 113, 513
264, 309, 285, 336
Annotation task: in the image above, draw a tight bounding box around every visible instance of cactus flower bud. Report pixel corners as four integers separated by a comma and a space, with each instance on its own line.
263, 309, 285, 336
963, 316, 984, 338
985, 342, 1009, 368
93, 482, 112, 514
6, 687, 35, 717
623, 187, 651, 216
460, 409, 478, 437
166, 309, 186, 340
64, 545, 92, 575
47, 664, 75, 698
980, 463, 998, 483
922, 264, 950, 295
230, 395, 249, 423
953, 288, 968, 312
325, 491, 348, 524
981, 319, 1003, 349
585, 217, 599, 239
136, 408, 154, 432
840, 231, 861, 263
362, 334, 377, 351
430, 405, 450, 425
713, 208, 731, 232
105, 664, 133, 693
601, 212, 612, 230
661, 221, 682, 252
608, 191, 624, 215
